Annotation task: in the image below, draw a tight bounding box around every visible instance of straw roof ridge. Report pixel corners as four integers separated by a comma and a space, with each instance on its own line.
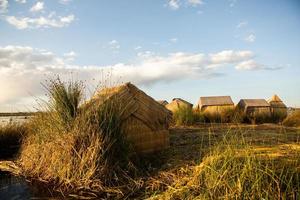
92, 82, 172, 131
268, 95, 287, 108
172, 98, 193, 107
239, 99, 270, 107
157, 100, 169, 106
198, 96, 234, 107
269, 94, 283, 103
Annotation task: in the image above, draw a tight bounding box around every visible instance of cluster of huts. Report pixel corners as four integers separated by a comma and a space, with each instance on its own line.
159, 94, 288, 120
91, 82, 288, 154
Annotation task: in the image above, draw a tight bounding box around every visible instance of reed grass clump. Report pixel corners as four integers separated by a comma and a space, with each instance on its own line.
19, 78, 137, 198
0, 123, 27, 158
283, 111, 300, 127
173, 106, 195, 126
150, 133, 300, 200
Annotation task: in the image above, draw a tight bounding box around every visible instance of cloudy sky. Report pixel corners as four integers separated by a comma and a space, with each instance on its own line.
0, 0, 299, 111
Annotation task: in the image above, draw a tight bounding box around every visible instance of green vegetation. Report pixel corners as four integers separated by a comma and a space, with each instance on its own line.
173, 107, 245, 126
283, 111, 300, 127
0, 123, 26, 159
173, 106, 197, 126
202, 107, 244, 123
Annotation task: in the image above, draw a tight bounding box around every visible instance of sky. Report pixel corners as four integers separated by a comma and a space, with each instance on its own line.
0, 0, 299, 112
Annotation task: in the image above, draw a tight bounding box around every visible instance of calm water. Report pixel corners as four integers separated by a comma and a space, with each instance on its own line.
0, 116, 29, 125
0, 172, 31, 200
0, 171, 60, 200
1, 116, 59, 199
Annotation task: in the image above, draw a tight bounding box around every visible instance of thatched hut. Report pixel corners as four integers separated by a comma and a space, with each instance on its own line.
195, 96, 234, 113
237, 99, 271, 121
89, 82, 172, 154
157, 100, 169, 106
166, 98, 193, 113
268, 94, 287, 122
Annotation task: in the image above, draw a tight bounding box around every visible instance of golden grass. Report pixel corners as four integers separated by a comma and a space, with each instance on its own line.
283, 111, 300, 127
17, 78, 138, 198
144, 125, 300, 200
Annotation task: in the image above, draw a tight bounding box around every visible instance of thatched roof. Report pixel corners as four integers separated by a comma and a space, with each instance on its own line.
197, 96, 234, 109
90, 82, 172, 131
165, 98, 193, 112
268, 94, 286, 108
238, 99, 270, 108
172, 98, 193, 107
269, 94, 282, 102
157, 100, 169, 106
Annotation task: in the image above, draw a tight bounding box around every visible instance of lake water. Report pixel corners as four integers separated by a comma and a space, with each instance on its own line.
0, 171, 60, 200
0, 116, 58, 199
0, 116, 29, 125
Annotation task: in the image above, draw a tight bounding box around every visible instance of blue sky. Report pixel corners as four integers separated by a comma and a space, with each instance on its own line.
0, 0, 299, 111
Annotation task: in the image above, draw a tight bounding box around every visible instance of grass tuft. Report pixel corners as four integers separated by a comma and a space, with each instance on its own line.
19, 78, 137, 198
283, 111, 300, 127
148, 131, 300, 200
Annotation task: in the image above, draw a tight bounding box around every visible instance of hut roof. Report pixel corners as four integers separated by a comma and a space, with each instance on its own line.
269, 94, 283, 102
157, 100, 169, 106
268, 94, 287, 108
239, 99, 270, 108
90, 82, 172, 131
198, 96, 234, 108
172, 98, 193, 107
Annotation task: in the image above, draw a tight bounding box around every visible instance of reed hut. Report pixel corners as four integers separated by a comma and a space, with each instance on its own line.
237, 99, 271, 120
89, 82, 172, 154
195, 96, 234, 113
157, 100, 169, 106
166, 98, 193, 113
268, 94, 287, 121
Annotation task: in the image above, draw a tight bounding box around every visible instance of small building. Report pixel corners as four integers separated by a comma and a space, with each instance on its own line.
166, 98, 193, 113
157, 100, 169, 106
195, 96, 234, 113
237, 99, 271, 119
268, 94, 287, 121
89, 82, 172, 153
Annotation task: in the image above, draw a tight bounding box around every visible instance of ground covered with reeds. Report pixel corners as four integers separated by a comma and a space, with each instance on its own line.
0, 77, 299, 199
0, 121, 300, 199
143, 124, 300, 199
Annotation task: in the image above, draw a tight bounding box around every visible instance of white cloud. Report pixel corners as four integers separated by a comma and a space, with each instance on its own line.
245, 34, 256, 43
60, 14, 75, 23
236, 21, 248, 29
187, 0, 203, 6
64, 51, 76, 57
134, 46, 142, 50
5, 14, 75, 29
210, 50, 254, 65
168, 0, 180, 10
235, 60, 262, 70
15, 0, 26, 3
63, 51, 77, 62
0, 45, 279, 110
169, 38, 178, 43
108, 40, 120, 50
0, 0, 8, 13
137, 51, 155, 58
30, 1, 44, 12
236, 60, 282, 71
59, 0, 72, 5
